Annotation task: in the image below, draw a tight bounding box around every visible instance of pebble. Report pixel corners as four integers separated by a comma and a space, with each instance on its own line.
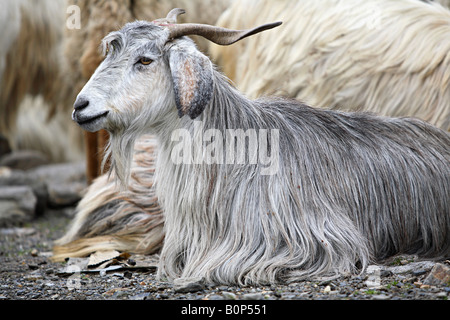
27, 264, 39, 271
423, 263, 450, 286
208, 294, 225, 300
173, 277, 206, 293
242, 293, 264, 300
130, 292, 151, 300
222, 292, 237, 300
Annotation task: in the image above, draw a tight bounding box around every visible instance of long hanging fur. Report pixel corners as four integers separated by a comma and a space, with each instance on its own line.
57, 0, 450, 261
152, 70, 450, 285
57, 18, 449, 286
52, 135, 164, 262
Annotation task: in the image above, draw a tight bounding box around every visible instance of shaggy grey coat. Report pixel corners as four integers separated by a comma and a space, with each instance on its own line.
70, 19, 449, 285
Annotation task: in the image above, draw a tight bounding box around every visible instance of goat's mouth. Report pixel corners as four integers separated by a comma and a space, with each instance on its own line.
73, 111, 109, 131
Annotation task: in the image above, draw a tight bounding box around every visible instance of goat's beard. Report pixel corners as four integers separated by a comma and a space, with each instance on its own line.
102, 130, 139, 191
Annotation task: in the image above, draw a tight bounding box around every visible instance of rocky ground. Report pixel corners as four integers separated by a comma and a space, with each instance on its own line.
0, 148, 449, 312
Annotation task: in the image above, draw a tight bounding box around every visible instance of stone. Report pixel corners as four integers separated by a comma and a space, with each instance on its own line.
423, 263, 450, 286
130, 292, 151, 300
28, 162, 86, 207
385, 261, 436, 275
208, 294, 225, 300
365, 265, 382, 288
0, 185, 37, 226
173, 277, 206, 293
222, 292, 237, 300
242, 293, 264, 300
0, 150, 49, 171
412, 269, 428, 277
47, 182, 86, 207
0, 168, 48, 216
0, 227, 36, 236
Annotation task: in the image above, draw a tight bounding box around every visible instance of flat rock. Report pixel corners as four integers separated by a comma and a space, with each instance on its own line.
0, 185, 37, 226
222, 292, 237, 300
173, 277, 206, 293
0, 167, 48, 216
383, 261, 436, 275
0, 150, 49, 171
0, 227, 36, 236
242, 293, 264, 300
28, 162, 86, 207
28, 162, 85, 183
423, 263, 450, 286
0, 167, 31, 185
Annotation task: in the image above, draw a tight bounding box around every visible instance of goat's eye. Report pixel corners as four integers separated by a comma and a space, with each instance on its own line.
139, 57, 153, 65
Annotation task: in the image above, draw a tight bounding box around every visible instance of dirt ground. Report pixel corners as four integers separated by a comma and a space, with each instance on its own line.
0, 207, 448, 317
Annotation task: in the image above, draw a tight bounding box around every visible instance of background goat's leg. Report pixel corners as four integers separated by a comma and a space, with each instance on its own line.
84, 130, 110, 184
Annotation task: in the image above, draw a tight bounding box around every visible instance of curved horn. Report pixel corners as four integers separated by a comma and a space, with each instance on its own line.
165, 8, 185, 23
167, 21, 283, 46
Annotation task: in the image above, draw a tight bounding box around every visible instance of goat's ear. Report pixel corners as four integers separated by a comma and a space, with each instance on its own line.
168, 46, 214, 119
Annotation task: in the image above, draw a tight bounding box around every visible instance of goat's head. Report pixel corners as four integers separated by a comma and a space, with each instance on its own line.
72, 9, 281, 134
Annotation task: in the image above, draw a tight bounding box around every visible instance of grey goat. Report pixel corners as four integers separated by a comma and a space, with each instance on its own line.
72, 9, 449, 285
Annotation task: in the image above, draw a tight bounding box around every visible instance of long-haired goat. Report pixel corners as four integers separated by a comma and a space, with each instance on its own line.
63, 10, 449, 285
66, 0, 231, 182
54, 0, 450, 261
54, 0, 232, 259
210, 0, 450, 131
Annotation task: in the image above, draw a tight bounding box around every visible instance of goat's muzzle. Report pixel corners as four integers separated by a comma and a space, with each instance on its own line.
72, 96, 109, 132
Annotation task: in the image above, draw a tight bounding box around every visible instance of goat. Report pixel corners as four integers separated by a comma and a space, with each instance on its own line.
66, 9, 449, 285
210, 0, 450, 131
54, 0, 450, 260
54, 0, 232, 260
65, 0, 232, 182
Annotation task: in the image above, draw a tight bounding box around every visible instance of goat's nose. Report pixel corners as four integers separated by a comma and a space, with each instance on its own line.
73, 97, 89, 111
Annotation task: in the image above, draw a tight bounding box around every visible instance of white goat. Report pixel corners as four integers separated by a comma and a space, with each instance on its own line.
65, 0, 232, 182
68, 10, 449, 285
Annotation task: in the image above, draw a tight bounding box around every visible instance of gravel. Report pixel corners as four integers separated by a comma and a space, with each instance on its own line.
0, 208, 449, 304
0, 152, 449, 310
